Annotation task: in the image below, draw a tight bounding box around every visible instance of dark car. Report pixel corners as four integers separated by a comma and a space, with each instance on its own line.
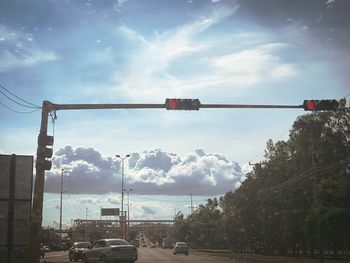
83, 239, 137, 263
69, 242, 91, 261
173, 242, 189, 255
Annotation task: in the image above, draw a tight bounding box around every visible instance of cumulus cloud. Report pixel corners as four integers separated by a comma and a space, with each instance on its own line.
45, 146, 244, 196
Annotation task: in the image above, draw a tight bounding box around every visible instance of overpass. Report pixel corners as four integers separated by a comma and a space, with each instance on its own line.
71, 219, 174, 242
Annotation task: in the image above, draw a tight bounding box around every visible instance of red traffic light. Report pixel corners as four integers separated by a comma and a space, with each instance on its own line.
303, 99, 339, 111
165, 98, 201, 110
167, 99, 178, 110
304, 100, 316, 111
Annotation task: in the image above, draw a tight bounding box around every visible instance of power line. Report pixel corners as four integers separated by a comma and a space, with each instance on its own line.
0, 100, 41, 114
132, 194, 215, 203
0, 84, 41, 108
0, 89, 40, 109
248, 126, 291, 164
260, 158, 349, 193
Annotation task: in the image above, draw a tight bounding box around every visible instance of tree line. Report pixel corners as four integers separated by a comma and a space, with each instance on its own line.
174, 99, 350, 259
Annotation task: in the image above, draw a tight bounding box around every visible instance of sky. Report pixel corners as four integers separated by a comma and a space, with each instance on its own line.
0, 0, 349, 228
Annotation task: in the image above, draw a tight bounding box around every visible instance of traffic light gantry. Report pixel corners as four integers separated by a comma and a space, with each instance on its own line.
28, 97, 343, 262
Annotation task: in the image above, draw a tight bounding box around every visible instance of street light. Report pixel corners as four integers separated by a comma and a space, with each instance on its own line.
124, 188, 133, 240
116, 154, 130, 239
59, 169, 64, 245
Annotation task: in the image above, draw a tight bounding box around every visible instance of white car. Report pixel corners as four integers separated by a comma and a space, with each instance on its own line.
83, 239, 137, 263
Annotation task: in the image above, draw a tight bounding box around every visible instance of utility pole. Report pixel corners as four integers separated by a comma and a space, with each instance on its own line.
190, 194, 193, 215
28, 101, 53, 263
59, 169, 63, 244
85, 208, 89, 220
116, 155, 130, 240
125, 189, 133, 240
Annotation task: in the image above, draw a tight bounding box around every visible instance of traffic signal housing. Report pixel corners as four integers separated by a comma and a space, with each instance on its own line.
303, 99, 339, 111
36, 134, 54, 170
165, 98, 201, 110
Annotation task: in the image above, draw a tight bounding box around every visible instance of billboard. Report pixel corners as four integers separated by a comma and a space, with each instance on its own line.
101, 208, 120, 216
0, 154, 33, 263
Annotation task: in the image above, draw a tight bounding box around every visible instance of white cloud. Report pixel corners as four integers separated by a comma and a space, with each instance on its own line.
107, 196, 121, 205
72, 197, 101, 205
113, 6, 238, 100
117, 0, 128, 7
45, 146, 244, 196
210, 43, 297, 80
112, 7, 297, 101
0, 25, 57, 73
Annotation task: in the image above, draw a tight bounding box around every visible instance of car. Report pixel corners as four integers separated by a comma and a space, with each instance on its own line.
69, 241, 91, 262
173, 242, 189, 255
82, 239, 138, 263
150, 242, 156, 248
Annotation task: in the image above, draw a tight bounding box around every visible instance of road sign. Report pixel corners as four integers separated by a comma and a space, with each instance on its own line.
0, 154, 33, 263
101, 208, 120, 216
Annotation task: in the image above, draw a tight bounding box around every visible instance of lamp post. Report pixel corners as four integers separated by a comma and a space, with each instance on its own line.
124, 188, 133, 240
116, 154, 130, 239
59, 169, 64, 245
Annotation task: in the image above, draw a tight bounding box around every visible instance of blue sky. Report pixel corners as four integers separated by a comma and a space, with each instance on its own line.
0, 0, 349, 228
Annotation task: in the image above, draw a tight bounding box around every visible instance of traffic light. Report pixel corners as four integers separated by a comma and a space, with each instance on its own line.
303, 99, 339, 111
36, 134, 54, 170
165, 98, 201, 110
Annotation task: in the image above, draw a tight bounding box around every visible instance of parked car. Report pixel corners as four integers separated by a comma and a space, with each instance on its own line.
82, 239, 137, 263
173, 242, 189, 255
150, 242, 156, 248
69, 241, 91, 261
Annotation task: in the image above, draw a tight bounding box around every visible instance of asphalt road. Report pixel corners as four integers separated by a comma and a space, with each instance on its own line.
42, 247, 253, 263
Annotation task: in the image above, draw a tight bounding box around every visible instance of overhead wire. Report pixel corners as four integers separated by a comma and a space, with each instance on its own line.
0, 84, 41, 108
0, 100, 41, 114
0, 84, 41, 114
0, 89, 40, 109
132, 195, 210, 203
260, 158, 349, 193
248, 126, 292, 164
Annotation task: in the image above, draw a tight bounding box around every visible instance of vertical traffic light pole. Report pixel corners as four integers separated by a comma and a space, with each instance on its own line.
28, 101, 52, 263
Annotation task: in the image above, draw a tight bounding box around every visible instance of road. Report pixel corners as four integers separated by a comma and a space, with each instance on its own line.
42, 248, 254, 263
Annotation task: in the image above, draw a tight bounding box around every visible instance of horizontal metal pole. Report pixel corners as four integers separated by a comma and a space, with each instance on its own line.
200, 104, 303, 109
51, 102, 165, 110
49, 101, 304, 111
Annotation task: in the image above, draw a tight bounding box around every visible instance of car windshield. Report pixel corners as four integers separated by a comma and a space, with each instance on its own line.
108, 240, 129, 246
74, 243, 90, 248
176, 243, 187, 247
